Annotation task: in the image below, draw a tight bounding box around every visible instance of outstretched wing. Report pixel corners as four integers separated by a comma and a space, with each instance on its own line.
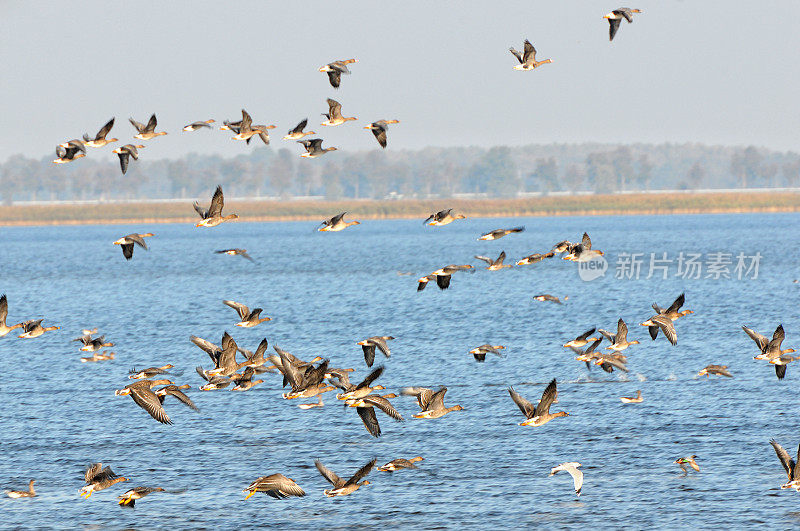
223, 300, 250, 320
522, 40, 536, 63
97, 118, 115, 139
315, 460, 343, 488
208, 185, 224, 217
534, 379, 558, 417
608, 18, 622, 41
508, 386, 535, 419
345, 458, 377, 486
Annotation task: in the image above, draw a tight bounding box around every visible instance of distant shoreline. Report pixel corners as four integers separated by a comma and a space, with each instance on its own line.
1, 191, 798, 226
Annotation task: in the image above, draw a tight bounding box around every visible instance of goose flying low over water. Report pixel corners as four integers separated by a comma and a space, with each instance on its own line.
475, 251, 512, 270
315, 458, 376, 497
129, 114, 167, 140
563, 328, 599, 348
550, 462, 583, 496
770, 439, 800, 491
113, 232, 153, 260
194, 185, 239, 227
0, 294, 23, 337
364, 120, 399, 148
469, 344, 505, 362
605, 319, 639, 351
321, 98, 357, 127
18, 319, 60, 339
319, 58, 357, 88
378, 457, 424, 472
83, 118, 117, 147
674, 455, 700, 474
358, 336, 394, 367
509, 379, 568, 426
283, 118, 316, 140
423, 209, 466, 226
478, 227, 525, 241
183, 119, 215, 131
223, 300, 272, 327
53, 140, 86, 163
129, 365, 174, 379
698, 365, 733, 378
640, 314, 677, 346
243, 474, 306, 500
215, 248, 254, 261
118, 486, 164, 507
318, 212, 360, 231
409, 387, 464, 419
604, 8, 642, 41
5, 480, 35, 498
112, 144, 145, 175
517, 252, 556, 265
509, 40, 553, 70
563, 233, 603, 261
345, 393, 404, 437
298, 138, 338, 158
417, 264, 473, 291
80, 464, 127, 498
533, 294, 565, 304
619, 390, 643, 403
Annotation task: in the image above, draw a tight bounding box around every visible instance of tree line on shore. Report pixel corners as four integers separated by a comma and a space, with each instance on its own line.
2, 143, 799, 205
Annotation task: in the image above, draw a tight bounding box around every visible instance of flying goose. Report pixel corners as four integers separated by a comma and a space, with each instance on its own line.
315, 458, 376, 497
517, 252, 556, 265
215, 248, 254, 262
770, 439, 800, 490
478, 227, 525, 241
378, 457, 424, 472
243, 474, 306, 500
345, 393, 404, 437
357, 336, 394, 367
318, 212, 360, 231
118, 486, 164, 507
319, 58, 357, 88
18, 319, 60, 339
113, 232, 153, 260
283, 118, 316, 140
129, 365, 174, 380
604, 8, 642, 41
563, 328, 599, 349
562, 233, 603, 262
697, 365, 733, 378
475, 251, 512, 270
423, 208, 465, 226
223, 299, 272, 328
129, 114, 167, 140
410, 387, 463, 419
509, 40, 553, 70
321, 98, 357, 126
80, 464, 127, 498
83, 118, 118, 147
508, 379, 568, 426
416, 264, 474, 291
674, 455, 700, 474
605, 319, 639, 351
183, 119, 215, 131
298, 138, 338, 158
469, 344, 505, 362
533, 294, 565, 303
550, 462, 583, 496
53, 140, 86, 163
194, 185, 239, 227
112, 144, 145, 175
0, 294, 23, 337
364, 120, 399, 148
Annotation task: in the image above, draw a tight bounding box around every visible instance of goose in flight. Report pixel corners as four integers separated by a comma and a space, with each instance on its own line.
562, 233, 603, 262
357, 336, 394, 367
83, 118, 117, 147
345, 393, 404, 437
315, 458, 376, 497
550, 462, 583, 496
112, 144, 145, 175
674, 455, 700, 474
53, 140, 86, 163
378, 457, 424, 472
118, 486, 164, 507
533, 294, 565, 304
416, 264, 473, 291
321, 98, 357, 127
80, 463, 127, 498
423, 209, 465, 226
0, 294, 23, 337
18, 319, 60, 339
319, 58, 357, 88
115, 379, 175, 424
474, 251, 512, 270
563, 328, 599, 349
129, 114, 167, 140
364, 120, 399, 148
508, 379, 568, 426
283, 118, 315, 140
698, 365, 733, 378
605, 319, 639, 351
298, 138, 338, 158
478, 227, 525, 241
215, 248, 254, 262
243, 474, 306, 500
183, 119, 215, 131
223, 300, 272, 327
113, 232, 153, 260
604, 8, 642, 41
509, 40, 553, 70
194, 185, 239, 227
408, 387, 464, 419
770, 439, 800, 490
517, 252, 556, 265
318, 212, 360, 231
469, 344, 505, 362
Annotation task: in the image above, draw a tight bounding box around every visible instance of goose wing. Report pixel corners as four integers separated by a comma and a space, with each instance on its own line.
522, 40, 536, 63
371, 123, 388, 148
474, 255, 494, 265
508, 386, 535, 419
290, 119, 308, 134
509, 47, 523, 64
161, 386, 199, 411
534, 379, 558, 417
193, 201, 208, 219
96, 118, 114, 139
144, 114, 158, 133
615, 319, 628, 343
362, 344, 376, 367
129, 118, 145, 133
357, 406, 382, 437
208, 185, 225, 218
608, 18, 622, 41
771, 439, 795, 480
576, 328, 597, 341
666, 292, 686, 314
652, 315, 677, 345
345, 458, 377, 486
496, 251, 506, 265
315, 460, 344, 488
327, 70, 341, 88
355, 366, 384, 390
129, 386, 172, 424
223, 300, 250, 320
84, 463, 103, 483
362, 395, 403, 420
426, 387, 448, 411
435, 275, 451, 290
327, 99, 343, 119
125, 233, 148, 249
0, 294, 7, 326
742, 326, 770, 351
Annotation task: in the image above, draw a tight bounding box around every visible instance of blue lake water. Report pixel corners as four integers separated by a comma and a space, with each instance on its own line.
1, 212, 799, 529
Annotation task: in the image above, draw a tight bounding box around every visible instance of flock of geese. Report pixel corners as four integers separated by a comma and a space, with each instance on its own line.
6, 5, 799, 515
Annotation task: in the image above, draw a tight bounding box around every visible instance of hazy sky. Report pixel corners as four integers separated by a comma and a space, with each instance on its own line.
2, 1, 799, 163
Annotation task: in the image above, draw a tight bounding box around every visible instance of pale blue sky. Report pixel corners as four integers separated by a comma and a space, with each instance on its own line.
2, 0, 798, 162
